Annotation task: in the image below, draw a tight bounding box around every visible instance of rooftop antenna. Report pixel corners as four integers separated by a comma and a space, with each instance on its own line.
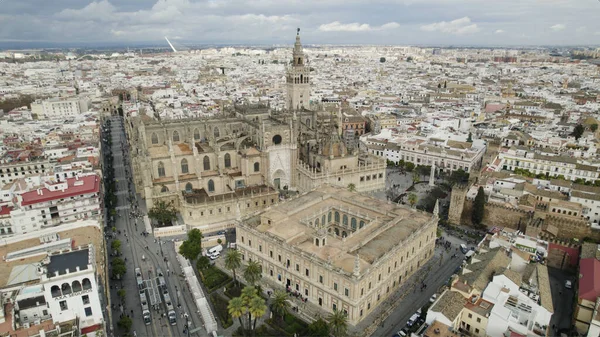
165, 37, 177, 53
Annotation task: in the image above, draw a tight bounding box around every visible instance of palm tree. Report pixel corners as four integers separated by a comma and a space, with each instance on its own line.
224, 249, 242, 285
328, 309, 348, 337
249, 296, 267, 334
241, 286, 258, 328
228, 297, 247, 336
408, 193, 418, 208
270, 290, 289, 321
347, 183, 356, 192
243, 260, 262, 286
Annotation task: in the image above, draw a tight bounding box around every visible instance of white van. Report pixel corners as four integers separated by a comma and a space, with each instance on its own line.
208, 244, 223, 256
460, 244, 468, 254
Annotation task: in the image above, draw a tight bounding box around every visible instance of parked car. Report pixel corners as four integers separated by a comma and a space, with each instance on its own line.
429, 294, 437, 303
407, 313, 419, 327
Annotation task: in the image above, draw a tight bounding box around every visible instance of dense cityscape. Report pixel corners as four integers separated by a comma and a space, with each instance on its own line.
2, 1, 600, 337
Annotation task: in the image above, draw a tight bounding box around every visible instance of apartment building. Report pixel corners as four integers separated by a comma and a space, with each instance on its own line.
6, 174, 101, 236
30, 97, 88, 119
237, 185, 437, 325
497, 148, 600, 182
363, 136, 486, 173
3, 245, 105, 336
0, 159, 50, 186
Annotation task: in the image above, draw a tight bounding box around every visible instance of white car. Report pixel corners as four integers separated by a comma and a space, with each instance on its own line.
565, 280, 572, 289
209, 252, 220, 260
429, 294, 437, 303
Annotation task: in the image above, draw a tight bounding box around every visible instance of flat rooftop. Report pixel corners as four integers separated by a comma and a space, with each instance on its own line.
246, 185, 434, 274
47, 248, 90, 278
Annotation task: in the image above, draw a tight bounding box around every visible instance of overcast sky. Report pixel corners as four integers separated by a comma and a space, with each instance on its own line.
0, 0, 599, 46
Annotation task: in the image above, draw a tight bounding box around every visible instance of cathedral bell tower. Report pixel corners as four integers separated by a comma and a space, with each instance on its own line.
286, 28, 311, 111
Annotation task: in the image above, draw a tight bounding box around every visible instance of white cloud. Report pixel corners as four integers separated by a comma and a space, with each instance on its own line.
550, 24, 565, 31
318, 21, 399, 32
420, 17, 480, 35
576, 26, 586, 33
495, 29, 504, 34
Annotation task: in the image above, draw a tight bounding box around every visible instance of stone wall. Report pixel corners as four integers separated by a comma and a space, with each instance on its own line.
448, 185, 468, 225
545, 240, 580, 271
459, 199, 600, 241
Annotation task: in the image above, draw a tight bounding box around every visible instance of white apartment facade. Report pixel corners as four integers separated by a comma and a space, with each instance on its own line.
0, 159, 50, 186
497, 149, 600, 182
363, 137, 486, 173
31, 97, 88, 119
7, 174, 101, 236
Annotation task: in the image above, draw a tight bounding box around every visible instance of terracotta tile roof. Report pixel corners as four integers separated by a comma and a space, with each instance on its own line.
20, 175, 100, 206
579, 258, 600, 302
430, 290, 466, 321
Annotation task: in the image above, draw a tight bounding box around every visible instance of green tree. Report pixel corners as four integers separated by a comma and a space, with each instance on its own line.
405, 162, 415, 172
179, 228, 204, 261
408, 193, 418, 208
196, 256, 211, 271
111, 240, 121, 254
308, 317, 331, 336
117, 315, 132, 332
472, 186, 486, 225
572, 124, 585, 140
592, 124, 599, 132
225, 249, 242, 285
347, 183, 356, 192
379, 57, 386, 63
243, 260, 262, 286
412, 172, 420, 185
117, 288, 126, 302
148, 200, 177, 227
328, 309, 348, 337
112, 258, 127, 279
228, 297, 247, 336
249, 295, 267, 333
270, 290, 289, 321
449, 169, 469, 185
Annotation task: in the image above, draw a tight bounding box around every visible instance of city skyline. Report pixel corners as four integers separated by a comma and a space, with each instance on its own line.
1, 0, 599, 47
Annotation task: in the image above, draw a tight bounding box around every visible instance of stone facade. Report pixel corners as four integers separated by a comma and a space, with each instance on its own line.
236, 185, 437, 326
125, 31, 386, 232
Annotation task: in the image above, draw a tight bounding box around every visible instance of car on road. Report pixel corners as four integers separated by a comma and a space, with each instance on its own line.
429, 294, 437, 303
217, 230, 226, 235
407, 313, 419, 327
209, 252, 220, 260
565, 280, 572, 289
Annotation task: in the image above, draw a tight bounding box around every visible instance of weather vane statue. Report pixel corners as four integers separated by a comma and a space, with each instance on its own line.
297, 27, 300, 35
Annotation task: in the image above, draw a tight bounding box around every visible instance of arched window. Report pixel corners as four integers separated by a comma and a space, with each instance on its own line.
335, 228, 339, 236
335, 212, 340, 223
172, 130, 180, 142
208, 179, 215, 192
72, 280, 82, 292
254, 162, 260, 172
224, 153, 231, 168
328, 212, 332, 223
342, 231, 347, 238
193, 128, 200, 140
322, 215, 326, 225
315, 218, 320, 226
185, 183, 193, 193
300, 74, 303, 83
315, 238, 320, 246
157, 162, 165, 177
82, 278, 92, 290
359, 221, 365, 229
151, 133, 158, 144
203, 156, 210, 170
343, 215, 348, 226
51, 285, 61, 298
214, 127, 220, 138
351, 218, 357, 230
161, 185, 169, 193
61, 283, 72, 295
306, 118, 311, 127
181, 159, 189, 174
